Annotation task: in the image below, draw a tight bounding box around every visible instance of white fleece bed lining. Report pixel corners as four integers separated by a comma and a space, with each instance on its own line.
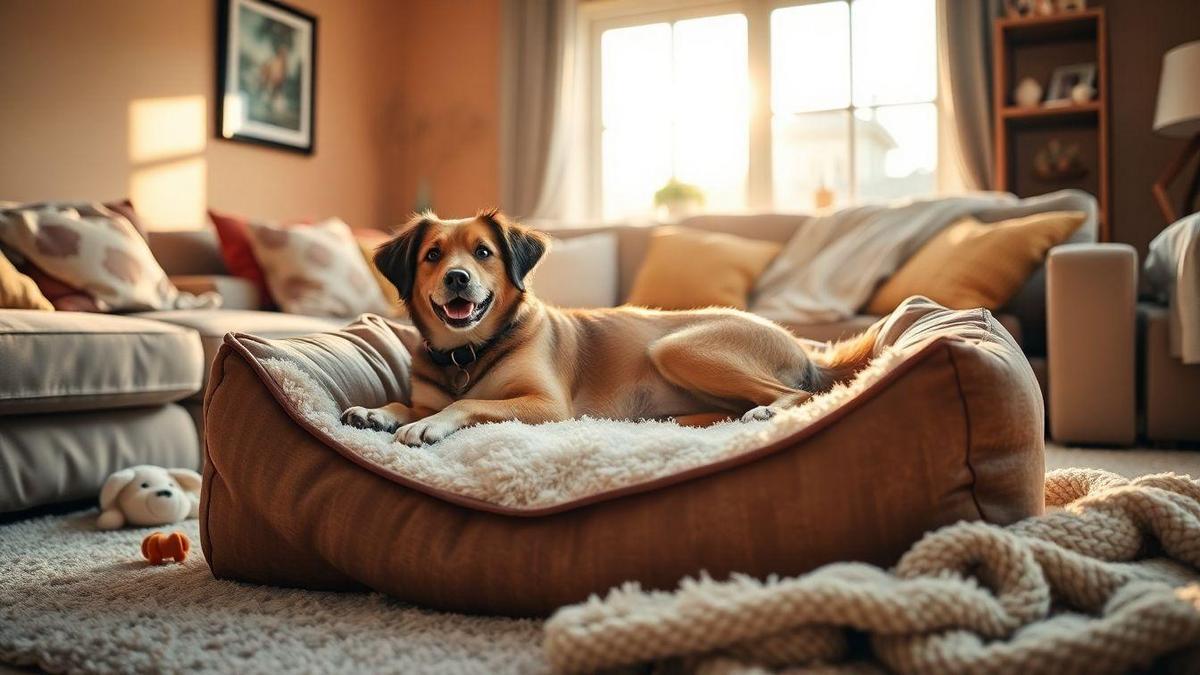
260, 346, 908, 510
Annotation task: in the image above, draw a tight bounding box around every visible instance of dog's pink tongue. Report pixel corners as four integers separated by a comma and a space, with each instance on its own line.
443, 299, 475, 319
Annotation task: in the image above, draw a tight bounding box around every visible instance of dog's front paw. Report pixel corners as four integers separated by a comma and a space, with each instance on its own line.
740, 405, 779, 422
341, 406, 401, 433
395, 417, 460, 446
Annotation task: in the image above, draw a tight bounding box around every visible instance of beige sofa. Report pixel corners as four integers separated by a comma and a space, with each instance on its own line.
0, 199, 1138, 515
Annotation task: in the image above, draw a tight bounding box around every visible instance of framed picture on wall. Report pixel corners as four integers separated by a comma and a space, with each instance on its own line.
216, 0, 317, 154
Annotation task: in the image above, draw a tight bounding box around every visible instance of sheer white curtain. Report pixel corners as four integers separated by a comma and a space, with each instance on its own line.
499, 0, 587, 223
936, 0, 1005, 191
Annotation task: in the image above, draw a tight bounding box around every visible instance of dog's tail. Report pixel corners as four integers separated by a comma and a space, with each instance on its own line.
808, 323, 881, 391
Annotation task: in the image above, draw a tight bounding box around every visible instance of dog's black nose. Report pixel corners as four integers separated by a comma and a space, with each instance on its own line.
444, 268, 470, 291
155, 489, 172, 497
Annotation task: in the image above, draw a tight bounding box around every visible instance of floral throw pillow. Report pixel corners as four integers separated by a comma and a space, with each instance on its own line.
246, 217, 390, 318
0, 202, 220, 312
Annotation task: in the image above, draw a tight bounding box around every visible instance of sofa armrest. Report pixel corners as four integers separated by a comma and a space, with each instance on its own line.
171, 275, 262, 311
1046, 243, 1137, 444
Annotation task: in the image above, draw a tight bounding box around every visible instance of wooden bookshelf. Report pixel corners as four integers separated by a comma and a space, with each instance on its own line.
993, 9, 1109, 240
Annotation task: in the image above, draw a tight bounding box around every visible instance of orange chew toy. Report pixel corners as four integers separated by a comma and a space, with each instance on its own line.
141, 531, 190, 564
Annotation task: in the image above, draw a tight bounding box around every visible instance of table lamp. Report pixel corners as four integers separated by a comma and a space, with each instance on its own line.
1152, 39, 1200, 224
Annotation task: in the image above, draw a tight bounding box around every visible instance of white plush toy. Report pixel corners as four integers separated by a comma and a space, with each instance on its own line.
96, 465, 202, 530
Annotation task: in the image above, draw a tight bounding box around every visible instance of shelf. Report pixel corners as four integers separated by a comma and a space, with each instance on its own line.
998, 9, 1101, 44
1001, 102, 1101, 127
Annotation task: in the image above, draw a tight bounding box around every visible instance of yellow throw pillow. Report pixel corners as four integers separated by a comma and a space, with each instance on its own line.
866, 211, 1086, 314
0, 252, 54, 310
627, 226, 782, 310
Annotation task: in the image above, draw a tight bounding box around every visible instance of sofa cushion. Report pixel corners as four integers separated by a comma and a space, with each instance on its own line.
131, 309, 345, 401
0, 404, 199, 514
0, 310, 203, 414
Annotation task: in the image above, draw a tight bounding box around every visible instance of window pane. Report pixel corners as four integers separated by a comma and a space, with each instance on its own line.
603, 126, 672, 221
771, 2, 850, 113
772, 111, 851, 212
673, 14, 748, 211
601, 23, 671, 129
853, 103, 937, 202
852, 0, 936, 107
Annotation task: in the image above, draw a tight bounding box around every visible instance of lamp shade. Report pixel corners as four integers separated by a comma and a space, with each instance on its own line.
1154, 40, 1200, 138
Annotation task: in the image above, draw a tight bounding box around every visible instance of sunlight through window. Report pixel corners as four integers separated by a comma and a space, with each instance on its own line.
595, 0, 937, 218
600, 14, 748, 221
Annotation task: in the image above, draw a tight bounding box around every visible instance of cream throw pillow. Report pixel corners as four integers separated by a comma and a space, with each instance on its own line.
247, 218, 391, 318
0, 202, 219, 312
627, 226, 782, 310
866, 210, 1086, 314
530, 232, 619, 308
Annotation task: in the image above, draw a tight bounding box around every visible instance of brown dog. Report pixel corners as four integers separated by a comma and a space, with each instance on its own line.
341, 209, 878, 446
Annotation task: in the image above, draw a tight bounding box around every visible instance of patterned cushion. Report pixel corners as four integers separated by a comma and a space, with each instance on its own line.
246, 217, 390, 318
0, 202, 219, 312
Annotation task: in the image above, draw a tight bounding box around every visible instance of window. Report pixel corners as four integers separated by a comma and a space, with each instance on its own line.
591, 0, 938, 220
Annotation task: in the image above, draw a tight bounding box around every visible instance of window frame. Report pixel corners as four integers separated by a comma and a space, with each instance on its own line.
580, 0, 941, 220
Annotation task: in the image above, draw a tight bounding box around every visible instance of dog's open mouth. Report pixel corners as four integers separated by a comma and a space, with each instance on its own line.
432, 293, 493, 329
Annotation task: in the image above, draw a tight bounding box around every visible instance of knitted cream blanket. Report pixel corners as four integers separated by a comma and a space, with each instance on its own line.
544, 469, 1200, 674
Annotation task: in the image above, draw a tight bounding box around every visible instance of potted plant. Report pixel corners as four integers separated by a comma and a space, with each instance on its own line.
654, 178, 705, 220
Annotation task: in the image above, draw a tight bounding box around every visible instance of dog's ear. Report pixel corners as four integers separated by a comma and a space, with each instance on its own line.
374, 216, 430, 302
480, 209, 550, 292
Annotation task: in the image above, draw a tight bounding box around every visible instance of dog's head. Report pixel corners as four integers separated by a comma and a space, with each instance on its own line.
375, 209, 549, 346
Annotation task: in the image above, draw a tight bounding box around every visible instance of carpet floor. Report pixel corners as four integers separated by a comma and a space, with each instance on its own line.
1, 445, 1196, 674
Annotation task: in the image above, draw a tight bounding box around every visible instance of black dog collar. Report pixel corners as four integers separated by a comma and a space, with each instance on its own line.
422, 317, 521, 392
424, 342, 481, 368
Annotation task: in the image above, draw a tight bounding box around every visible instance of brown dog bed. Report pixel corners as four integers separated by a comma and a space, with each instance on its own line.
200, 297, 1044, 617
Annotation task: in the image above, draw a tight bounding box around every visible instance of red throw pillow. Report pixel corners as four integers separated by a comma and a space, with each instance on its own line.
209, 209, 275, 308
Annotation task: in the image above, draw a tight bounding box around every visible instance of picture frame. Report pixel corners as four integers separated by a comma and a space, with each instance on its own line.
216, 0, 317, 155
1045, 63, 1096, 105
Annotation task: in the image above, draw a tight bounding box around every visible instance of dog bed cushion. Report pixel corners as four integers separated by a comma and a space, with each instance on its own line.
200, 297, 1045, 616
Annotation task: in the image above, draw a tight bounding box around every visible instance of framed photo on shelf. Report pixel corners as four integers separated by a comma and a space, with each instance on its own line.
216, 0, 317, 154
1045, 63, 1096, 106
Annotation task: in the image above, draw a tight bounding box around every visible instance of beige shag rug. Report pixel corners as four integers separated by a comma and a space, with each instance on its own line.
4, 462, 1199, 674
0, 514, 544, 674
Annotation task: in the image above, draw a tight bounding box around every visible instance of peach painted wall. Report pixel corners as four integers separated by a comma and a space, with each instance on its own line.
386, 0, 502, 221
0, 0, 405, 230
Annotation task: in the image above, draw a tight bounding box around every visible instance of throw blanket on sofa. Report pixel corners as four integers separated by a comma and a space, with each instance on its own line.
1145, 212, 1200, 364
544, 469, 1200, 674
751, 190, 1098, 323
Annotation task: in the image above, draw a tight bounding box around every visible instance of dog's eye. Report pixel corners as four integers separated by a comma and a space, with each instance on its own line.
474, 245, 491, 260
425, 248, 441, 262
140, 482, 149, 488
